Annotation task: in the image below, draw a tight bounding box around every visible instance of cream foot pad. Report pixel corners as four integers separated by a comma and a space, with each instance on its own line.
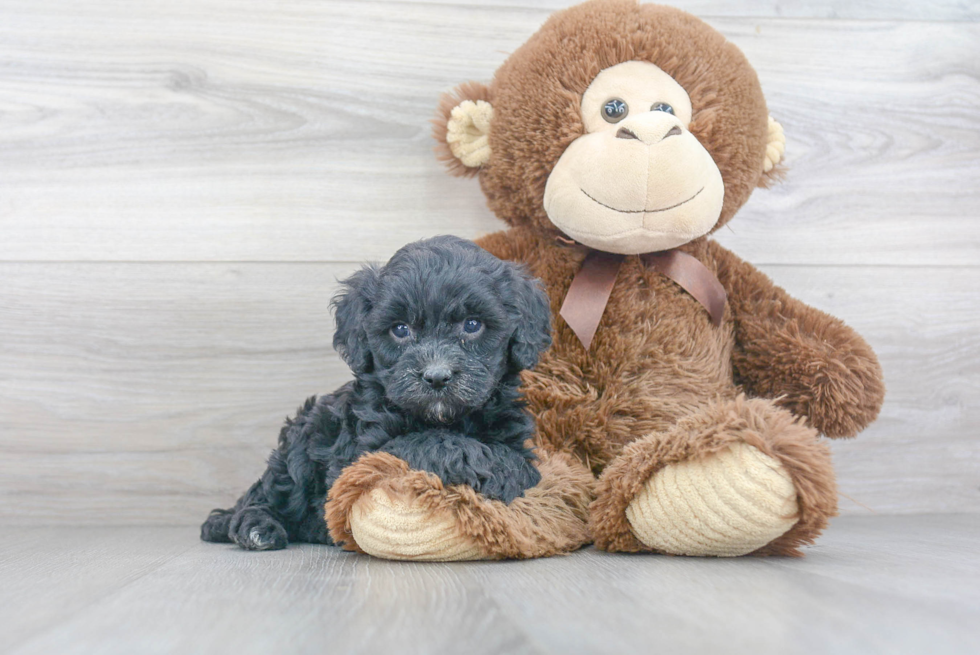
349, 488, 488, 561
626, 443, 799, 557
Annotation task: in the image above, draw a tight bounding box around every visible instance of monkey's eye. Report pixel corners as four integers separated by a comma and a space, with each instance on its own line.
602, 99, 628, 123
651, 102, 674, 115
462, 318, 483, 334
390, 323, 411, 339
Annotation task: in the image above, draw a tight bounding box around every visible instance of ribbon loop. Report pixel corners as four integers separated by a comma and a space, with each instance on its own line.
644, 250, 727, 327
559, 248, 727, 351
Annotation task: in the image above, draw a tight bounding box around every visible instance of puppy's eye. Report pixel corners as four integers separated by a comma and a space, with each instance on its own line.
390, 323, 411, 339
462, 318, 483, 334
602, 99, 628, 123
651, 102, 674, 115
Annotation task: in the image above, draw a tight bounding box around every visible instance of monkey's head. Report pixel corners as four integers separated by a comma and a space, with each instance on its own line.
434, 0, 784, 254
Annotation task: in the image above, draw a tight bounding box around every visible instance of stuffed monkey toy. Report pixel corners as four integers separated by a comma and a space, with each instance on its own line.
326, 0, 885, 559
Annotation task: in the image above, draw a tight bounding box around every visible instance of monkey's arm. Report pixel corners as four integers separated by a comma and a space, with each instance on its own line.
710, 241, 885, 438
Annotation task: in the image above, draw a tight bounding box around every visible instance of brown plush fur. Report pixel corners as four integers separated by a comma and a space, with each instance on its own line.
717, 245, 886, 438
475, 229, 883, 467
589, 395, 837, 556
471, 226, 880, 556
434, 0, 772, 234
329, 0, 885, 558
326, 448, 595, 559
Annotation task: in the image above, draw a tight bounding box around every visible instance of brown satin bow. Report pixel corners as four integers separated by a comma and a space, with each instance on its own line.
559, 247, 727, 350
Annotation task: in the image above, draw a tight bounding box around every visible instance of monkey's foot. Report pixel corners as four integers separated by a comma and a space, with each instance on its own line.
591, 395, 838, 557
326, 450, 594, 561
626, 442, 798, 556
349, 488, 487, 561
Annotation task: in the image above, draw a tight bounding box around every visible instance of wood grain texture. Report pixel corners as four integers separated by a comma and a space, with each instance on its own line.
384, 0, 980, 21
0, 1, 977, 525
1, 262, 977, 525
0, 528, 194, 653
0, 2, 977, 265
3, 517, 980, 655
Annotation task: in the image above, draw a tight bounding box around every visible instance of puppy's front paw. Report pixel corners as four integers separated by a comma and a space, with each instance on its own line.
230, 509, 289, 551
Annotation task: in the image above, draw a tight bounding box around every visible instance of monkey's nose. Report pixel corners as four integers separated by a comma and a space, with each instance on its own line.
422, 366, 453, 389
616, 114, 684, 145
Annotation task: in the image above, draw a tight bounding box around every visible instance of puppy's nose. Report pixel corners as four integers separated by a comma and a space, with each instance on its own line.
422, 366, 453, 389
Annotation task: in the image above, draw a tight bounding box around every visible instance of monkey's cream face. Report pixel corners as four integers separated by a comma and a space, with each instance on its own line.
543, 61, 725, 254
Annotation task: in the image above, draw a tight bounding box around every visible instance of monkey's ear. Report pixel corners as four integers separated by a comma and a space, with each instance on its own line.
759, 115, 786, 186
331, 265, 381, 375
433, 81, 493, 178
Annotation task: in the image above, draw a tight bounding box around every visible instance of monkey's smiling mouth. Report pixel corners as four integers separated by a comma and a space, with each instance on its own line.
580, 186, 704, 214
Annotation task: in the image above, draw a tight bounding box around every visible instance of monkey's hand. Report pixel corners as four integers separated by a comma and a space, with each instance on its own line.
712, 241, 885, 438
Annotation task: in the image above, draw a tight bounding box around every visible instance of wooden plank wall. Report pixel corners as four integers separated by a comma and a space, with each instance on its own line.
1, 0, 977, 526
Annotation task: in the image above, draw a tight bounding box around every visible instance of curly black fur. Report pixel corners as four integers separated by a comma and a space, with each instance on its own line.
201, 236, 552, 550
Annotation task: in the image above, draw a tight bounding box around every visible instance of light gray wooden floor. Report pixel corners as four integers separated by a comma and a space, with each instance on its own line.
2, 515, 978, 655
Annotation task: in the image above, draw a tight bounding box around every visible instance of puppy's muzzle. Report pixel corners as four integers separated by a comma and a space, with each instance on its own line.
422, 365, 454, 390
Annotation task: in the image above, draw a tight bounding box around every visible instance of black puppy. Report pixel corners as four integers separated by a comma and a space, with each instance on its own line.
201, 236, 552, 550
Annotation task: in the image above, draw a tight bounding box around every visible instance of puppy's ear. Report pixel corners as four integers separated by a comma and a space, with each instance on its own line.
502, 263, 552, 372
331, 265, 381, 374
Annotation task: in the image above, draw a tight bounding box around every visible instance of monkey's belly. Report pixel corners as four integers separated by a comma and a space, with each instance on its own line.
525, 346, 737, 471
522, 252, 737, 470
